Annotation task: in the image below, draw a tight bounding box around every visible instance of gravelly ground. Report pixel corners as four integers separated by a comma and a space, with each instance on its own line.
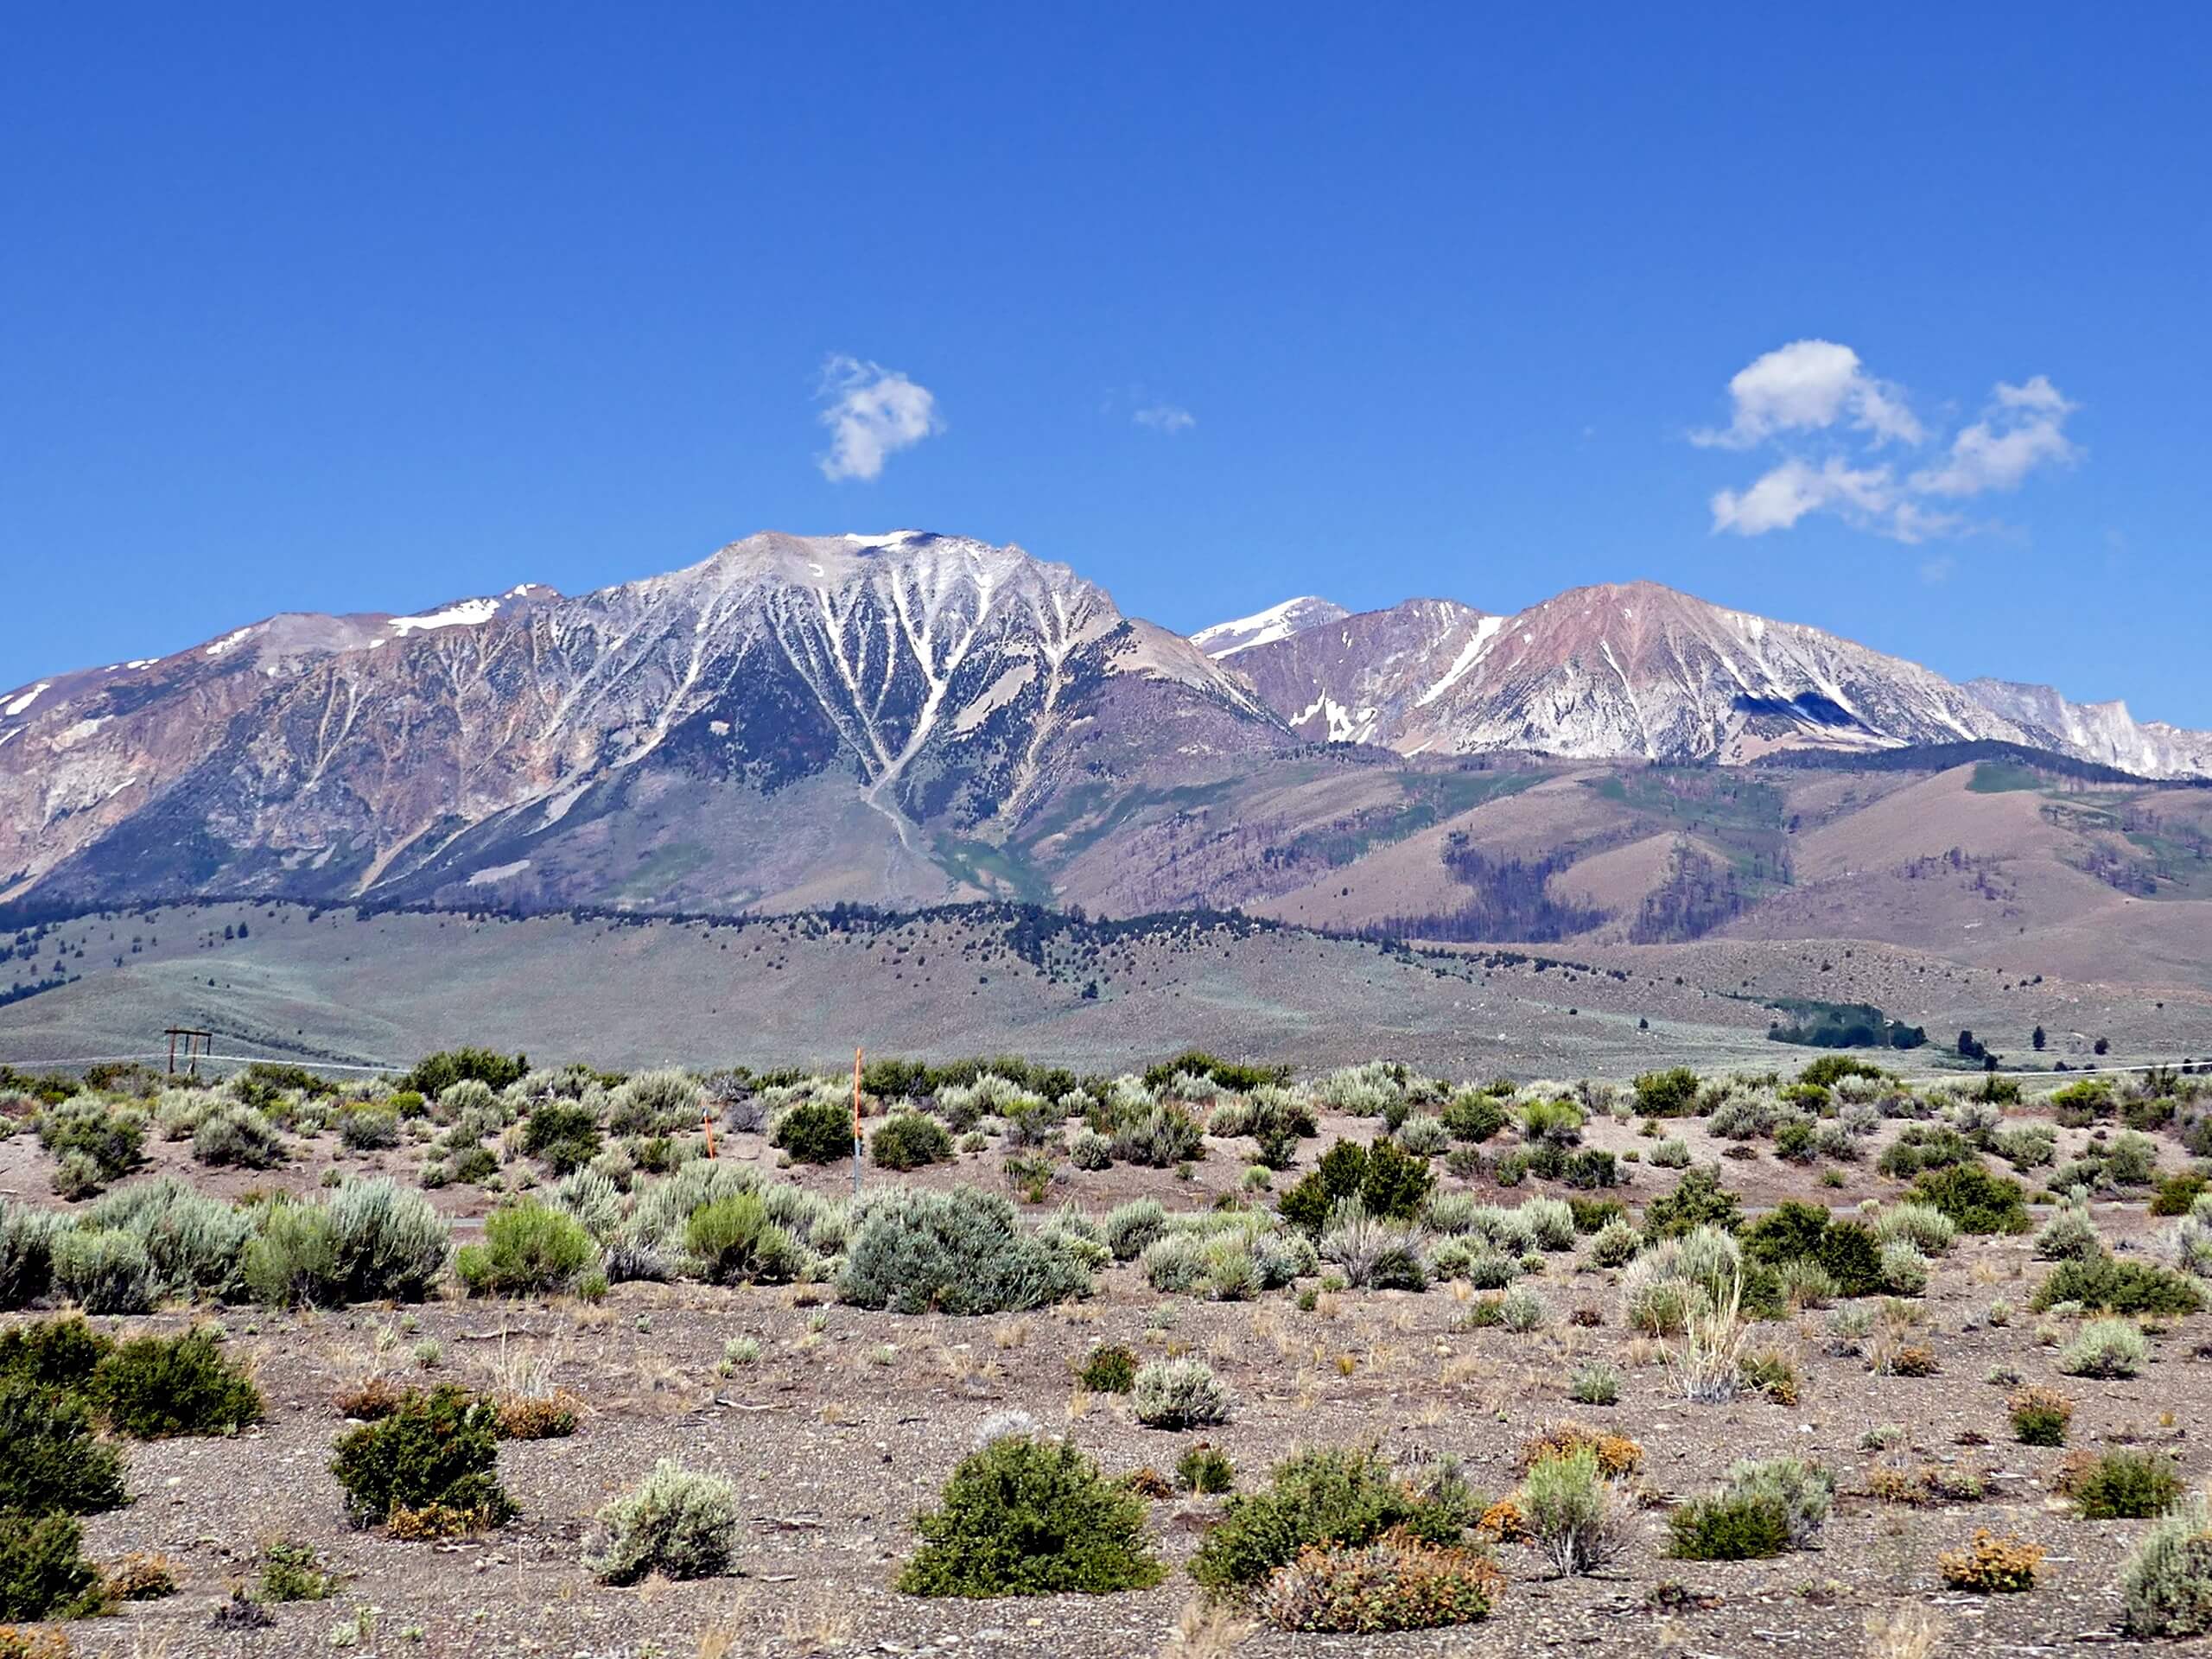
10, 1105, 2205, 1658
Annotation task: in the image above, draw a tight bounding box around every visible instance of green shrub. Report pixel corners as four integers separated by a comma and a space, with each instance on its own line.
585, 1458, 740, 1584
0, 1201, 68, 1309
1741, 1201, 1831, 1268
1815, 1222, 1883, 1295
683, 1193, 803, 1286
0, 1376, 128, 1516
898, 1435, 1166, 1597
1178, 1444, 1235, 1495
456, 1201, 599, 1297
2151, 1171, 2210, 1216
0, 1315, 113, 1392
1642, 1167, 1740, 1239
1162, 1051, 1294, 1094
1077, 1344, 1138, 1394
244, 1179, 448, 1306
449, 1142, 500, 1185
193, 1103, 288, 1169
1317, 1198, 1427, 1290
1667, 1492, 1790, 1560
1279, 1139, 1433, 1233
0, 1510, 105, 1622
1441, 1093, 1508, 1142
1909, 1163, 2030, 1234
1563, 1149, 1620, 1189
1633, 1068, 1701, 1117
2121, 1496, 2212, 1637
2033, 1254, 2202, 1316
404, 1048, 527, 1099
521, 1099, 602, 1173
872, 1113, 953, 1170
840, 1187, 1090, 1316
328, 1384, 513, 1528
1252, 1532, 1501, 1633
1877, 1125, 1977, 1179
37, 1098, 146, 1183
772, 1098, 855, 1165
2074, 1451, 2186, 1520
49, 1226, 154, 1313
1520, 1097, 1585, 1146
2007, 1386, 2073, 1446
1801, 1055, 1886, 1089
1191, 1446, 1467, 1590
258, 1538, 337, 1602
89, 1330, 261, 1438
1669, 1457, 1832, 1559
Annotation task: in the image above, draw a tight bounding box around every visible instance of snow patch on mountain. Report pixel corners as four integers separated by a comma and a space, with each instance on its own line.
388, 597, 502, 634
1417, 614, 1510, 708
1193, 596, 1350, 658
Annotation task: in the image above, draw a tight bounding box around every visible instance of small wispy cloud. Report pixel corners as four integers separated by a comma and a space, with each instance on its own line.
1710, 456, 1900, 537
1918, 554, 1958, 586
1910, 375, 2080, 497
1132, 402, 1196, 434
1696, 342, 2081, 542
815, 355, 943, 482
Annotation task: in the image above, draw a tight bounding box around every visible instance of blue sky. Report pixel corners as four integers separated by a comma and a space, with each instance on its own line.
6, 5, 2209, 721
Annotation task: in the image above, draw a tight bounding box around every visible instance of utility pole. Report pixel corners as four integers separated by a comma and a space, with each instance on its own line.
164, 1027, 212, 1077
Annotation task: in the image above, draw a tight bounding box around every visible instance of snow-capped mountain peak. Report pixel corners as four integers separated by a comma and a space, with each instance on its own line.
1206, 582, 2212, 776
1192, 595, 1350, 658
0, 531, 1280, 911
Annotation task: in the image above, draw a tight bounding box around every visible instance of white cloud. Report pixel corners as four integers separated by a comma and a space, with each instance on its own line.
1132, 403, 1196, 434
815, 355, 943, 482
1693, 339, 1925, 449
1910, 375, 2080, 497
1697, 344, 2078, 543
1711, 457, 1899, 537
1918, 554, 1957, 585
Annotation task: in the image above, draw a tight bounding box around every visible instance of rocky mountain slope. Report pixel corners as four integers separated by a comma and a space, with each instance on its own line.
1204, 582, 2212, 777
1960, 677, 2212, 779
1, 532, 1280, 912
9, 531, 2209, 934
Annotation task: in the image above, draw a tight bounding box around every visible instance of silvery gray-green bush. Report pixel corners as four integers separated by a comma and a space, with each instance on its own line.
585, 1459, 740, 1585
1133, 1357, 1230, 1428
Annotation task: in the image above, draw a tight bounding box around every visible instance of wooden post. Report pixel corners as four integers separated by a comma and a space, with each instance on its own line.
852, 1046, 864, 1197
702, 1105, 716, 1160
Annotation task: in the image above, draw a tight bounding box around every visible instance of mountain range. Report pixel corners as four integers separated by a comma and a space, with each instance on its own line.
3, 530, 2208, 930
1201, 586, 2212, 777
